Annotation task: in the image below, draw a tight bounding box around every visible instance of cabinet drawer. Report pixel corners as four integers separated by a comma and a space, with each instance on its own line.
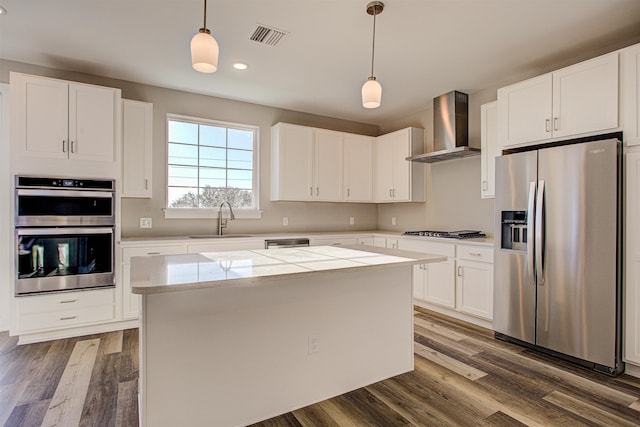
19, 304, 115, 332
457, 245, 494, 263
17, 288, 115, 315
123, 244, 187, 263
398, 239, 455, 257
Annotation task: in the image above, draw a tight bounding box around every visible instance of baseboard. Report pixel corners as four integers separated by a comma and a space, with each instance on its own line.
15, 319, 140, 344
413, 299, 493, 330
625, 361, 640, 378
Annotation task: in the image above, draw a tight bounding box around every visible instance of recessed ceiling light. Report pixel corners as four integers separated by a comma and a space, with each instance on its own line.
233, 62, 249, 70
0, 6, 7, 15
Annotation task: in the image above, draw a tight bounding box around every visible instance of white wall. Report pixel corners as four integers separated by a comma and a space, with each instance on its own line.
0, 83, 10, 331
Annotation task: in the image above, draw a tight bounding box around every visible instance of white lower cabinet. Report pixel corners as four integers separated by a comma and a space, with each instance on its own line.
456, 259, 493, 320
414, 259, 456, 308
455, 245, 494, 320
122, 244, 187, 320
399, 238, 494, 325
15, 288, 115, 333
625, 151, 640, 365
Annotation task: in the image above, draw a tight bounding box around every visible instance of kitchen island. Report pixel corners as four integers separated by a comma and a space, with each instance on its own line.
131, 245, 446, 427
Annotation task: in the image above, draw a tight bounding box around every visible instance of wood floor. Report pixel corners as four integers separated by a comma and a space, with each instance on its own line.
1, 308, 639, 426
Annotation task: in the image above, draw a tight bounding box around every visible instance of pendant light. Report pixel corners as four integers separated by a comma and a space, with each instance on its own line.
190, 0, 219, 73
362, 1, 383, 109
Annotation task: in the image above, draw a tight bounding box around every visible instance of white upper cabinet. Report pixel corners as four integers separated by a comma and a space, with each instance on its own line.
375, 127, 425, 203
480, 101, 498, 199
498, 52, 619, 149
313, 129, 343, 201
10, 72, 121, 178
498, 74, 552, 148
343, 133, 374, 202
271, 123, 314, 201
122, 100, 153, 198
621, 43, 640, 147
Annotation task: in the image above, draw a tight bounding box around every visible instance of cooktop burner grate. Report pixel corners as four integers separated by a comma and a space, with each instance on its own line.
403, 230, 486, 239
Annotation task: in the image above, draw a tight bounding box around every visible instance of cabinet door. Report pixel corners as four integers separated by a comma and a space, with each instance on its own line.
423, 259, 456, 308
621, 44, 640, 147
122, 100, 153, 198
392, 129, 411, 201
375, 133, 395, 201
481, 101, 498, 199
314, 129, 343, 201
272, 124, 314, 200
552, 52, 618, 139
498, 74, 552, 147
343, 133, 374, 201
625, 152, 640, 364
68, 83, 117, 162
456, 259, 493, 320
13, 74, 69, 159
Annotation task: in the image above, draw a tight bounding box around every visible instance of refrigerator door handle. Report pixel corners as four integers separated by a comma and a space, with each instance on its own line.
527, 181, 536, 283
536, 180, 546, 286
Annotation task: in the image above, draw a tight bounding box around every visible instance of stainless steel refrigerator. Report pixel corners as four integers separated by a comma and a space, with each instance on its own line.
493, 137, 623, 376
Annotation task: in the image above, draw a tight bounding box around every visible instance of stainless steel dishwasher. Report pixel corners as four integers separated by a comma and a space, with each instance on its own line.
264, 238, 310, 249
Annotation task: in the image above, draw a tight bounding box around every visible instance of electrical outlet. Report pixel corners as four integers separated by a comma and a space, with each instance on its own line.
282, 217, 289, 226
349, 217, 355, 225
391, 217, 397, 226
140, 217, 152, 229
308, 335, 319, 354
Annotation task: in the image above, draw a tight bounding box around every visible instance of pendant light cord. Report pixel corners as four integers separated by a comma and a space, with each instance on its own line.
203, 0, 207, 29
370, 8, 377, 78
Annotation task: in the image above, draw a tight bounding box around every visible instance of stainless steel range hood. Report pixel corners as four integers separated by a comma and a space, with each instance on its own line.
407, 91, 480, 163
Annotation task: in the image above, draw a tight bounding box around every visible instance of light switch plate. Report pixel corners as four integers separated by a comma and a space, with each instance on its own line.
140, 217, 152, 228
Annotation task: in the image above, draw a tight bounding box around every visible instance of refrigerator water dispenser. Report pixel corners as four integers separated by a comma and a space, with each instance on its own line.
501, 211, 527, 251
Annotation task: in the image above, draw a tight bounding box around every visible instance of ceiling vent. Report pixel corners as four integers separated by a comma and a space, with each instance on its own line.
249, 24, 289, 46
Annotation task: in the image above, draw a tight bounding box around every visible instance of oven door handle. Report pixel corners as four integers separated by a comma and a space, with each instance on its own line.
16, 227, 114, 236
16, 189, 114, 198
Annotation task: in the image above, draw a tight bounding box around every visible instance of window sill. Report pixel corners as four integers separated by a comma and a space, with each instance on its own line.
163, 208, 263, 220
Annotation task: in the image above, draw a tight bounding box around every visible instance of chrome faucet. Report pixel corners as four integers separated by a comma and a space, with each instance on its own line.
218, 201, 235, 235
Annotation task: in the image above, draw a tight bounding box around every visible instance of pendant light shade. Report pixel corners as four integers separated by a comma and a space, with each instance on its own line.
191, 0, 219, 73
362, 77, 382, 109
191, 29, 219, 73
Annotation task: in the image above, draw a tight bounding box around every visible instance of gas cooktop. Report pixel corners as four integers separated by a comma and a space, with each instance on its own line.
403, 230, 487, 239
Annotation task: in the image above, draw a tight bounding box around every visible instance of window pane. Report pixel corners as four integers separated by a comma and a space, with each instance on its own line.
228, 129, 253, 150
168, 165, 198, 187
168, 121, 198, 145
168, 187, 199, 208
227, 149, 253, 170
200, 146, 226, 168
200, 125, 226, 147
168, 143, 198, 166
199, 186, 226, 208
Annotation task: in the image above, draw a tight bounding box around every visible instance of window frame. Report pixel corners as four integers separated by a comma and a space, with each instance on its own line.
163, 113, 261, 219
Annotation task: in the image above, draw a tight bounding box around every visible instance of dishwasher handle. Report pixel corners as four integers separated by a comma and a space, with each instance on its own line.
264, 238, 310, 249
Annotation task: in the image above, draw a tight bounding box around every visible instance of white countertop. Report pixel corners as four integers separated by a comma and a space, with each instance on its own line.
130, 245, 446, 294
120, 230, 494, 247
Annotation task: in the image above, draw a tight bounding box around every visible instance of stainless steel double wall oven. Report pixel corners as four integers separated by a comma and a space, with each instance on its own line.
15, 176, 116, 295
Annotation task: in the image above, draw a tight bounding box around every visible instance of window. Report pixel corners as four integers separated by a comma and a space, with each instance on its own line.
166, 114, 258, 215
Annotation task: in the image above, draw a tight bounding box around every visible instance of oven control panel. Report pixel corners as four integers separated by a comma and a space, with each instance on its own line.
16, 176, 114, 190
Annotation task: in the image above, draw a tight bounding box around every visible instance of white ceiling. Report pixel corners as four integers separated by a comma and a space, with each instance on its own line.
2, 0, 640, 125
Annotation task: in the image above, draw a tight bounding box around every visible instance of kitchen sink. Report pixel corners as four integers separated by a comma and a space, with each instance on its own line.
188, 234, 253, 239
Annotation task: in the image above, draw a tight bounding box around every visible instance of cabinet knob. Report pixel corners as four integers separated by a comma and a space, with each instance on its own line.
60, 316, 78, 321
482, 180, 487, 191
309, 187, 313, 196
457, 266, 463, 276
545, 119, 551, 132
316, 187, 319, 196
346, 188, 350, 198
70, 140, 76, 153
62, 140, 67, 153
59, 299, 78, 304
553, 117, 559, 131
